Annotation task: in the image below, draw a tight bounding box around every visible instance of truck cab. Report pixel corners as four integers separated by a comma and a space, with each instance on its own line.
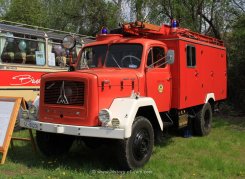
75, 36, 173, 118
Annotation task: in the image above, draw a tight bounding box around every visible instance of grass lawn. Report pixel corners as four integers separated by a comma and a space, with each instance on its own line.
0, 115, 245, 179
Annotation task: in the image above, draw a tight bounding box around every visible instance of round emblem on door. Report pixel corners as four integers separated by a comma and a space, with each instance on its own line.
158, 84, 164, 93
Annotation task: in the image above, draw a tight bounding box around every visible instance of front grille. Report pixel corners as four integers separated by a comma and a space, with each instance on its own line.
44, 80, 85, 105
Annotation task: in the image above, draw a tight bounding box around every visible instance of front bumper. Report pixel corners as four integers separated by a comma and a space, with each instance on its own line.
20, 119, 125, 139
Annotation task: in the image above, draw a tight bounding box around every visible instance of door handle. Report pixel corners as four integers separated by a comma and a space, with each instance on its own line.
167, 77, 172, 81
195, 71, 199, 77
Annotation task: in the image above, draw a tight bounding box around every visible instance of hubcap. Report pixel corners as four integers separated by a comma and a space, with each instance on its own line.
132, 129, 150, 161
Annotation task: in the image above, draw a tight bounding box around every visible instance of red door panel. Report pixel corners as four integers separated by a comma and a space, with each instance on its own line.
146, 67, 171, 112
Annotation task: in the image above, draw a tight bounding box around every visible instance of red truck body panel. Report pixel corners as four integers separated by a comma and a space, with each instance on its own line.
164, 38, 227, 109
38, 22, 227, 126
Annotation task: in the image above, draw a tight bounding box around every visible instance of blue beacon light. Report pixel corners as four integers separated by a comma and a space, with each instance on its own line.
172, 20, 178, 28
101, 27, 108, 34
171, 19, 178, 33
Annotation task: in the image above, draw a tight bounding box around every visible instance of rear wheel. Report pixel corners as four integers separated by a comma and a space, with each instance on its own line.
194, 103, 213, 136
36, 131, 74, 157
117, 116, 154, 170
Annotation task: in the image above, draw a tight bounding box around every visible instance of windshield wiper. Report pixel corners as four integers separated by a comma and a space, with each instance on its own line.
111, 54, 121, 69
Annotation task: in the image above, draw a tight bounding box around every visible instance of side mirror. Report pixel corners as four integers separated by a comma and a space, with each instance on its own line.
166, 50, 175, 64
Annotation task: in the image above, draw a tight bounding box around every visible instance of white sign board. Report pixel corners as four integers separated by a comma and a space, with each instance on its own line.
0, 97, 22, 164
0, 101, 15, 147
48, 52, 56, 66
35, 51, 45, 66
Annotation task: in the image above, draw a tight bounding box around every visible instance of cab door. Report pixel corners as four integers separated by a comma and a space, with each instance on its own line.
145, 46, 172, 112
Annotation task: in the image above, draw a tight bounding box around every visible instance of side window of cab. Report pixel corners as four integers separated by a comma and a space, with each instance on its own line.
147, 47, 166, 68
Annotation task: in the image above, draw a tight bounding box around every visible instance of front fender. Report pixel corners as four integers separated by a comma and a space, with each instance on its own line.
108, 97, 163, 138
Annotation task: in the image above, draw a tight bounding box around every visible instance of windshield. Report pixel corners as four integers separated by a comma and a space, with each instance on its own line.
79, 45, 107, 69
79, 44, 142, 69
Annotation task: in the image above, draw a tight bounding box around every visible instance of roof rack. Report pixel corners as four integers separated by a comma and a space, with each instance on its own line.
121, 21, 224, 47
176, 28, 224, 46
122, 21, 163, 36
0, 20, 95, 42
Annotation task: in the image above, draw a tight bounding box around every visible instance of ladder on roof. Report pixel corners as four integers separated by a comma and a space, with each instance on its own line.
122, 21, 224, 47
177, 28, 224, 46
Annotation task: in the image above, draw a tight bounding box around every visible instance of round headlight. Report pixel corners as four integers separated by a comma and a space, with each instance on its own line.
99, 109, 111, 124
62, 35, 76, 49
22, 110, 29, 119
111, 118, 120, 128
29, 105, 38, 119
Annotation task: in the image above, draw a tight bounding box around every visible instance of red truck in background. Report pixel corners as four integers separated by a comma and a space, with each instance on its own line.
20, 21, 227, 170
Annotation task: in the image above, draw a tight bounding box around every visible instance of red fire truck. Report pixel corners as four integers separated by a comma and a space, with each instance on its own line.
20, 21, 227, 170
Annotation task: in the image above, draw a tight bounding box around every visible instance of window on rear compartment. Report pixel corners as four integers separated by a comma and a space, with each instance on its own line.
186, 45, 196, 67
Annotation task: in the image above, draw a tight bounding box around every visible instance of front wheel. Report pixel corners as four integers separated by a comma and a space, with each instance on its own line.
117, 116, 154, 170
194, 103, 213, 136
36, 131, 74, 157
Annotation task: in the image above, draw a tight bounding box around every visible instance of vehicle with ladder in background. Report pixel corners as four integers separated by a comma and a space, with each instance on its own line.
20, 20, 227, 170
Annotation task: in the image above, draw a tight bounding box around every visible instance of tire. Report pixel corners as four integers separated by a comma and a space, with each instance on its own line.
36, 131, 74, 157
194, 103, 213, 136
116, 116, 154, 170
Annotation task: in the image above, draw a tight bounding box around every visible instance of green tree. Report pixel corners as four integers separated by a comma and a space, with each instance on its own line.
3, 0, 118, 35
147, 0, 236, 39
112, 0, 123, 23
78, 0, 118, 35
0, 0, 10, 17
4, 0, 47, 26
41, 0, 84, 31
42, 0, 118, 35
228, 14, 245, 111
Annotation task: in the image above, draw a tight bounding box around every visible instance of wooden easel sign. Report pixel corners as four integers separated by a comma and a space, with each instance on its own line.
0, 97, 22, 164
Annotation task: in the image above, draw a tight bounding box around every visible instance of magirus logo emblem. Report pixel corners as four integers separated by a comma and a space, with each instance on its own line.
57, 81, 69, 104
